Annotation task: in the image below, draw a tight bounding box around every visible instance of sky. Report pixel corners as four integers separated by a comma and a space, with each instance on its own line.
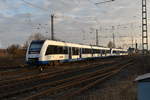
0, 0, 149, 49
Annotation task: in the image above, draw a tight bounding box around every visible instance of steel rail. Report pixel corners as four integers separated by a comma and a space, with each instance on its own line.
23, 59, 133, 100
0, 60, 125, 98
61, 62, 134, 99
0, 61, 117, 98
23, 71, 114, 100
0, 57, 132, 99
0, 61, 115, 89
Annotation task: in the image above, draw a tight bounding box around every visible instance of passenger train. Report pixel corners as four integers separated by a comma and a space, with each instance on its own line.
26, 40, 128, 65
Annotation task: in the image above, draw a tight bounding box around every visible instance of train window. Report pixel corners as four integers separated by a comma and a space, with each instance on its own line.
46, 45, 55, 55
63, 46, 68, 54
29, 41, 44, 54
57, 46, 63, 54
72, 47, 79, 55
85, 49, 88, 54
95, 50, 98, 53
82, 48, 85, 54
113, 50, 116, 53
113, 50, 119, 54
100, 50, 103, 54
77, 48, 79, 55
45, 45, 68, 55
89, 49, 92, 54
93, 49, 97, 54
80, 48, 82, 54
98, 50, 101, 53
101, 50, 106, 54
72, 47, 75, 55
106, 50, 111, 53
93, 49, 96, 54
89, 49, 91, 53
86, 48, 91, 54
82, 48, 92, 54
93, 49, 100, 54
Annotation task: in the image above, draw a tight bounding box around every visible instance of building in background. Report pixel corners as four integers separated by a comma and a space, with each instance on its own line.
135, 73, 150, 100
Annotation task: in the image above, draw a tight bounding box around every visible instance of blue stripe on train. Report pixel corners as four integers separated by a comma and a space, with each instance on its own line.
27, 58, 85, 65
27, 56, 112, 65
60, 58, 83, 63
27, 61, 49, 65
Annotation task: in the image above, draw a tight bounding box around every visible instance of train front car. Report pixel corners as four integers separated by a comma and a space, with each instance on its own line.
26, 40, 45, 65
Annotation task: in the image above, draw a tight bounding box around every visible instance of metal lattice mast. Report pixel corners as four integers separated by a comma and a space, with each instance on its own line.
142, 0, 148, 53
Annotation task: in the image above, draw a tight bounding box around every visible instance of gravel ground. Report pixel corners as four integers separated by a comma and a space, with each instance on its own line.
0, 55, 148, 100
71, 55, 150, 100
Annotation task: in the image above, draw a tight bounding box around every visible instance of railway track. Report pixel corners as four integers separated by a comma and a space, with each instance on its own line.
61, 61, 134, 100
0, 65, 59, 81
0, 56, 134, 100
0, 60, 117, 99
0, 56, 122, 81
0, 59, 115, 82
24, 59, 134, 100
0, 56, 124, 75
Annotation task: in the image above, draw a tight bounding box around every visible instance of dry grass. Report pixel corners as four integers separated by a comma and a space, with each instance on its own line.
0, 54, 25, 67
70, 80, 137, 100
0, 48, 26, 67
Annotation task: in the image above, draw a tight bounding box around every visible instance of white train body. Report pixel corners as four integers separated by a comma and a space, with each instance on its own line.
26, 40, 128, 65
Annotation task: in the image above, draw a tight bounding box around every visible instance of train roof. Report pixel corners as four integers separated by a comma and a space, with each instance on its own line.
31, 40, 45, 43
91, 45, 110, 50
112, 48, 127, 51
44, 40, 111, 49
31, 40, 127, 51
44, 40, 88, 48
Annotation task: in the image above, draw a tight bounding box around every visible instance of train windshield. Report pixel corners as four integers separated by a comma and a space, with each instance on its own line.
29, 41, 44, 54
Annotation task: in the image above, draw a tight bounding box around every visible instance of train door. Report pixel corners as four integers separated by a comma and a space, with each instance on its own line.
105, 50, 107, 56
110, 49, 113, 56
91, 47, 93, 57
79, 48, 82, 58
69, 47, 72, 59
100, 50, 102, 57
91, 49, 93, 57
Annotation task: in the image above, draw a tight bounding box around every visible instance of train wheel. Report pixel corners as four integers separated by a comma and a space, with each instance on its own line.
39, 66, 44, 72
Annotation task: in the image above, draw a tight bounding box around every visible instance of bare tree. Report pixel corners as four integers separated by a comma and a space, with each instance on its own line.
28, 33, 47, 41
107, 41, 115, 48
7, 44, 22, 57
24, 33, 62, 49
7, 44, 27, 57
22, 41, 28, 50
25, 33, 48, 47
118, 46, 122, 49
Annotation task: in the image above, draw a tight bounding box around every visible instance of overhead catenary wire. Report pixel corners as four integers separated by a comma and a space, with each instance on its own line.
95, 0, 115, 5
20, 0, 135, 48
21, 0, 49, 11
